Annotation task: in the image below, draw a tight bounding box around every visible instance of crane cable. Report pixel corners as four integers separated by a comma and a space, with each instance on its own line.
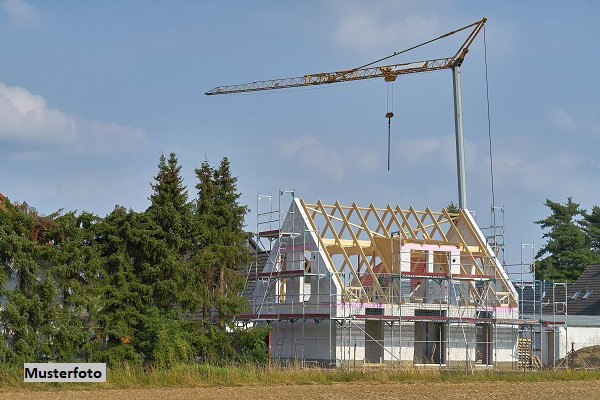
483, 25, 496, 215
368, 19, 479, 172
386, 82, 394, 171
348, 20, 480, 74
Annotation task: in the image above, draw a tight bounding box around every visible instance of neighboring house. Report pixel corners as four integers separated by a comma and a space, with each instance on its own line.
519, 264, 600, 366
239, 198, 521, 369
558, 264, 600, 316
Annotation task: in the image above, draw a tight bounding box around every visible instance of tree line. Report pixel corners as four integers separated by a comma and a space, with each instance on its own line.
0, 153, 267, 366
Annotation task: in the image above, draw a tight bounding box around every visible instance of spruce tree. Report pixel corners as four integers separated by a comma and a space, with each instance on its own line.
445, 202, 459, 214
194, 158, 250, 324
212, 158, 250, 318
148, 153, 192, 251
0, 155, 263, 365
93, 205, 199, 365
93, 207, 153, 354
145, 153, 199, 310
192, 160, 218, 318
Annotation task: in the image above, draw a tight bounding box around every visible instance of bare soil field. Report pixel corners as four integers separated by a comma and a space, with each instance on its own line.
1, 380, 599, 400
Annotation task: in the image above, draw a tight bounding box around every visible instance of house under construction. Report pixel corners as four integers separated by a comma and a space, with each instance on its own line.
239, 196, 525, 369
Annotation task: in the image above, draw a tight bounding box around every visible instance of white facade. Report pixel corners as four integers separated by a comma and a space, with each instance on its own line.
533, 319, 600, 366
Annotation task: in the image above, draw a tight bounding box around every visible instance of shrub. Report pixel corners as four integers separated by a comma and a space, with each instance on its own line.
135, 307, 196, 367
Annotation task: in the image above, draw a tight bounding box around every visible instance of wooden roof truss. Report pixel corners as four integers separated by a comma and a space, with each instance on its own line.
299, 199, 517, 307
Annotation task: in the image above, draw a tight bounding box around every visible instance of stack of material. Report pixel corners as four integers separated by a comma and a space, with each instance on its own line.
518, 338, 532, 369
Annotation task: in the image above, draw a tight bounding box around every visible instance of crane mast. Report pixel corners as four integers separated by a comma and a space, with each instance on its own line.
205, 18, 488, 210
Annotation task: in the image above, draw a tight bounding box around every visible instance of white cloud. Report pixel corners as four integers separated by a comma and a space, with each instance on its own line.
549, 108, 577, 131
396, 134, 476, 168
492, 147, 595, 196
547, 105, 600, 139
273, 135, 344, 180
0, 84, 76, 142
397, 136, 440, 163
0, 82, 148, 155
333, 5, 443, 55
328, 1, 518, 62
2, 0, 40, 26
350, 145, 380, 174
274, 135, 317, 157
483, 21, 519, 56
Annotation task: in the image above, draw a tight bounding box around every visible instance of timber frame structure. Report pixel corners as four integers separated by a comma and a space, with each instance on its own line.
239, 195, 525, 369
300, 200, 516, 307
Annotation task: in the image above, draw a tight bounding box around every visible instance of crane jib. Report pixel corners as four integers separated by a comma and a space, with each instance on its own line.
205, 18, 486, 96
205, 58, 454, 95
204, 17, 489, 212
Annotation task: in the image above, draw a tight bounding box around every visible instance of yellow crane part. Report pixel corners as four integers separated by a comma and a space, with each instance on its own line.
205, 18, 486, 96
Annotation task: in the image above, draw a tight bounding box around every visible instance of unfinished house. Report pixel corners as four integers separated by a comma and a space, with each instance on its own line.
239, 197, 521, 369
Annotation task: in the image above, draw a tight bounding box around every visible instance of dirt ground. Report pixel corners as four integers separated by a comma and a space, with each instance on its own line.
1, 380, 599, 400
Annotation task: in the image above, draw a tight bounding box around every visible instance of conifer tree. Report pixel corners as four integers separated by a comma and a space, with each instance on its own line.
212, 158, 250, 318
0, 155, 265, 365
93, 205, 199, 365
148, 153, 192, 251
146, 153, 199, 310
93, 207, 153, 352
192, 160, 218, 317
0, 200, 86, 362
445, 202, 459, 214
194, 158, 250, 323
582, 205, 600, 256
50, 211, 102, 312
535, 198, 600, 281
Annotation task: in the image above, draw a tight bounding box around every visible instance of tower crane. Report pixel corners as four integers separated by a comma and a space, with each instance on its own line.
206, 18, 488, 210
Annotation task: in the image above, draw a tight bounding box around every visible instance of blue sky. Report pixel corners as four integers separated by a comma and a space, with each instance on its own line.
1, 1, 599, 275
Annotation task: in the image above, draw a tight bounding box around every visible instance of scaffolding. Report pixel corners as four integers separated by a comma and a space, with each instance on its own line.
483, 206, 506, 266
481, 207, 571, 370
237, 194, 533, 370
504, 242, 570, 370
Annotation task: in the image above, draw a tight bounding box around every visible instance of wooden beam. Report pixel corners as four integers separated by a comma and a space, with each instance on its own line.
316, 200, 368, 300
333, 201, 387, 301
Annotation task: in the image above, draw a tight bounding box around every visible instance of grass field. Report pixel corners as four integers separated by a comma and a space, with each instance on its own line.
1, 364, 600, 391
